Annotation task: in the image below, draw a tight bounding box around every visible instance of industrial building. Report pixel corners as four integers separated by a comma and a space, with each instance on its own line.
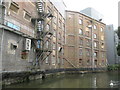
0, 0, 66, 72
64, 10, 107, 69
0, 0, 108, 79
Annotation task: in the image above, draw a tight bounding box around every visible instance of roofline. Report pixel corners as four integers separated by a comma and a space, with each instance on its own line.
65, 10, 106, 25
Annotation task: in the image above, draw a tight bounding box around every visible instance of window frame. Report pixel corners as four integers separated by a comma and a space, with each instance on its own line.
79, 19, 82, 24
9, 2, 19, 14
79, 29, 83, 35
23, 11, 31, 22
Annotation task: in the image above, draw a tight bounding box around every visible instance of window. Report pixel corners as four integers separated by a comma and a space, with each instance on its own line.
79, 38, 83, 45
94, 34, 97, 39
54, 16, 57, 24
58, 58, 60, 64
46, 24, 50, 31
53, 43, 56, 49
94, 52, 97, 57
95, 60, 97, 65
87, 60, 90, 65
59, 20, 62, 28
86, 27, 89, 31
101, 27, 103, 32
94, 25, 97, 29
79, 29, 83, 35
46, 41, 49, 48
102, 60, 105, 65
79, 59, 83, 65
52, 56, 56, 65
9, 2, 19, 13
45, 57, 49, 64
101, 43, 104, 49
24, 11, 31, 21
94, 42, 97, 48
86, 49, 90, 56
58, 33, 61, 39
53, 11, 57, 24
62, 24, 65, 31
68, 15, 72, 19
79, 19, 82, 24
52, 50, 55, 56
101, 36, 104, 40
79, 48, 82, 55
86, 31, 89, 36
53, 29, 56, 37
102, 52, 105, 58
37, 40, 41, 48
86, 39, 90, 46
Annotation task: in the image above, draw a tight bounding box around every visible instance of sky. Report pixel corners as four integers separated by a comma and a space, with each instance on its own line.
63, 0, 119, 30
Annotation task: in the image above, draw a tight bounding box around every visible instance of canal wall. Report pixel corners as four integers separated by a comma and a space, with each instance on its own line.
2, 68, 107, 86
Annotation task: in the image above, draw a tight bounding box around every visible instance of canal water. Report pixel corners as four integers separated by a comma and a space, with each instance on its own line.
5, 71, 120, 88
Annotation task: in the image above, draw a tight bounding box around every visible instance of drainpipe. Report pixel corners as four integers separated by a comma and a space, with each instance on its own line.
1, 29, 4, 70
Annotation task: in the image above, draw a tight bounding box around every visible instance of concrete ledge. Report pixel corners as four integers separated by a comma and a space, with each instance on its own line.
2, 68, 107, 86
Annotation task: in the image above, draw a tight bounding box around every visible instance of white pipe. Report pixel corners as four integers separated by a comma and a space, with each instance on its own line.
1, 29, 4, 71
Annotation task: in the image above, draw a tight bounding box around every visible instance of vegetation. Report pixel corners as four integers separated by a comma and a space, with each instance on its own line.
107, 64, 120, 71
117, 26, 120, 56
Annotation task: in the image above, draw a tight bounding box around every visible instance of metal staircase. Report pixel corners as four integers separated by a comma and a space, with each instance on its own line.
32, 0, 53, 67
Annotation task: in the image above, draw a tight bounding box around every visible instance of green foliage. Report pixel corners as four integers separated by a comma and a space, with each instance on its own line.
117, 44, 120, 56
117, 27, 120, 56
117, 26, 120, 39
107, 64, 120, 71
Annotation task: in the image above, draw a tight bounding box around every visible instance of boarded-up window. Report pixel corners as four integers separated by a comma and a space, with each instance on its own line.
24, 11, 31, 21
9, 2, 19, 13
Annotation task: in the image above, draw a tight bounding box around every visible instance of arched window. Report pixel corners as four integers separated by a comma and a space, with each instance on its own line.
79, 29, 83, 35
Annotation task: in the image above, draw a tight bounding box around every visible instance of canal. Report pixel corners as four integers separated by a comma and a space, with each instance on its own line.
4, 71, 120, 88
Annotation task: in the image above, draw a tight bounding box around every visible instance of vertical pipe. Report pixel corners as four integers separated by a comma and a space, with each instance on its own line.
91, 20, 94, 71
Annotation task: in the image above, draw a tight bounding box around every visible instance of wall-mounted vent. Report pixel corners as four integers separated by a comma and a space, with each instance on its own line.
24, 38, 31, 51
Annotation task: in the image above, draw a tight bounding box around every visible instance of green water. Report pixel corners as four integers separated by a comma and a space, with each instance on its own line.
5, 71, 120, 88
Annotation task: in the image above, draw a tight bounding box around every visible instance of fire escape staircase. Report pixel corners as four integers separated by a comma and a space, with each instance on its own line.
32, 0, 53, 66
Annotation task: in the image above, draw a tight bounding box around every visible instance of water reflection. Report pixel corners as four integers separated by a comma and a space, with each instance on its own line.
5, 71, 120, 88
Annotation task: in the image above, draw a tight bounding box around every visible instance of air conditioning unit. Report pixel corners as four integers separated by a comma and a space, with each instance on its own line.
25, 38, 31, 51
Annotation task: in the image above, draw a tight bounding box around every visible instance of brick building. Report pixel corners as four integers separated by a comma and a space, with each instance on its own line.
64, 10, 107, 69
0, 0, 66, 72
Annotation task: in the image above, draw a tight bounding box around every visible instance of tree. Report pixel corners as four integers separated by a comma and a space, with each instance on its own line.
117, 26, 120, 56
117, 26, 120, 39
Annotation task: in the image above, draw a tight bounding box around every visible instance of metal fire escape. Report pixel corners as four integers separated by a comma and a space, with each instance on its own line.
32, 0, 53, 68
